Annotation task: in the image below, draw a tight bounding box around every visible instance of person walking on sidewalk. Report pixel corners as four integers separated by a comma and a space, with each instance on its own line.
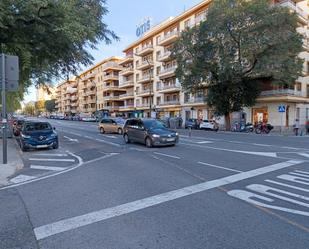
293, 119, 300, 136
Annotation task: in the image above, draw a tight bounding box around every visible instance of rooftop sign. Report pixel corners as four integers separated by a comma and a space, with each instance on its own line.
136, 17, 152, 37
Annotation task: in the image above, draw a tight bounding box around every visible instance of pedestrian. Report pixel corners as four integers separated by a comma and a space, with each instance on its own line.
293, 119, 300, 136
306, 120, 309, 135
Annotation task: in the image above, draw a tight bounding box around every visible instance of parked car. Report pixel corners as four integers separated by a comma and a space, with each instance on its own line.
13, 119, 25, 136
99, 118, 124, 134
81, 116, 96, 122
18, 121, 58, 151
199, 120, 219, 131
185, 118, 199, 129
123, 118, 179, 147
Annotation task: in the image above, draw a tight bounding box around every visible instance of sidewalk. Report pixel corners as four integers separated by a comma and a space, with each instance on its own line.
0, 138, 24, 186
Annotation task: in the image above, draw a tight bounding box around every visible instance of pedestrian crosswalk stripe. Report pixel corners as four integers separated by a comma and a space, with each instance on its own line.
298, 153, 309, 158
30, 165, 67, 171
10, 175, 37, 184
35, 153, 68, 157
265, 179, 309, 193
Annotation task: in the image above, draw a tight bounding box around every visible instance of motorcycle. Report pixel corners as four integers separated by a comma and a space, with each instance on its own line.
254, 122, 274, 134
232, 122, 254, 133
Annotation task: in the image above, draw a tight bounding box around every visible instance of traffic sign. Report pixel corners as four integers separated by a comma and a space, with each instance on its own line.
0, 54, 19, 92
278, 105, 286, 113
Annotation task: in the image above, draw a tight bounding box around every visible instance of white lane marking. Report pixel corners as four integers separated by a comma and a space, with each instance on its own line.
83, 135, 92, 139
295, 170, 309, 175
33, 159, 302, 240
153, 152, 180, 159
1, 152, 117, 190
94, 139, 121, 147
253, 143, 271, 147
298, 153, 309, 159
282, 146, 300, 150
29, 158, 75, 162
180, 142, 278, 158
30, 165, 67, 172
103, 135, 117, 139
10, 175, 37, 184
34, 153, 68, 157
228, 190, 309, 217
198, 162, 243, 173
265, 180, 309, 193
277, 174, 309, 186
196, 141, 213, 144
288, 172, 309, 178
63, 136, 78, 142
246, 184, 309, 205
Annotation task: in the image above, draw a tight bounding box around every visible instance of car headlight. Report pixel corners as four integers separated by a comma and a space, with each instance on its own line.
152, 134, 160, 138
21, 134, 30, 139
175, 132, 179, 136
50, 132, 57, 138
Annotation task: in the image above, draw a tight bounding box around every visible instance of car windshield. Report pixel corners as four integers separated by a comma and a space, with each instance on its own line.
24, 123, 52, 132
114, 118, 125, 125
143, 120, 166, 129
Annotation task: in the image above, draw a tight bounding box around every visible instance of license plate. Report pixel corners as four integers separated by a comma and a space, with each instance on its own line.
166, 138, 175, 142
37, 145, 48, 148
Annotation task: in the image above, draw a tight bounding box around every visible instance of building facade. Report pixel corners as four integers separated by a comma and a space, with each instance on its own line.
55, 77, 78, 115
55, 0, 309, 129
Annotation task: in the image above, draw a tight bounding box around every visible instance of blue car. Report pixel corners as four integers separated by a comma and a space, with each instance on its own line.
19, 121, 58, 151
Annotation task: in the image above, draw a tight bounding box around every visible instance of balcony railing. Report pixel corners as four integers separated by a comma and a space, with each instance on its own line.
119, 80, 134, 87
159, 100, 180, 106
184, 97, 204, 104
136, 44, 154, 56
157, 84, 181, 91
102, 62, 122, 71
119, 104, 134, 110
103, 74, 119, 81
157, 51, 171, 61
158, 30, 180, 45
119, 92, 134, 98
260, 89, 303, 97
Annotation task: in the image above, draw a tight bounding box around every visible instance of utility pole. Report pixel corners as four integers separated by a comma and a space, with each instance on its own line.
1, 54, 7, 164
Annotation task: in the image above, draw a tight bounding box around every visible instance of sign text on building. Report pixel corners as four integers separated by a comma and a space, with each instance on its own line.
136, 18, 152, 37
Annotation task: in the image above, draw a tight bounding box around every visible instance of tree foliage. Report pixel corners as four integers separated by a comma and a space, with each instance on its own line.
172, 0, 303, 128
23, 102, 35, 116
35, 100, 45, 113
45, 99, 55, 113
0, 0, 118, 110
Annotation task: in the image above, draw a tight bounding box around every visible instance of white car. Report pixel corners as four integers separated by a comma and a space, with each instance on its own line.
81, 117, 97, 122
199, 120, 219, 131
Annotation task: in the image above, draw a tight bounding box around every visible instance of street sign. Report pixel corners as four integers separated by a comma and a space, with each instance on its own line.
0, 54, 19, 92
278, 105, 286, 113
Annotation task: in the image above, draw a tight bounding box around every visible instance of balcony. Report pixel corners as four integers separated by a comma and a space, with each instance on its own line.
119, 79, 134, 88
136, 103, 151, 109
135, 45, 154, 56
184, 97, 205, 105
158, 30, 180, 46
82, 72, 95, 81
87, 81, 96, 88
88, 98, 96, 104
103, 95, 120, 101
86, 90, 96, 96
157, 51, 172, 62
136, 89, 154, 97
119, 92, 134, 100
71, 102, 78, 107
104, 106, 120, 111
103, 74, 119, 81
136, 60, 154, 70
137, 75, 153, 84
119, 104, 134, 110
103, 84, 119, 91
157, 84, 181, 93
158, 100, 181, 107
120, 67, 134, 76
278, 0, 308, 24
71, 96, 78, 101
102, 62, 122, 72
260, 89, 303, 97
195, 14, 207, 25
119, 54, 134, 65
159, 66, 177, 79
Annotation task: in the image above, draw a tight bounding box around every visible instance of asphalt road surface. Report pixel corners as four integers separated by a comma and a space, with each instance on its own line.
1, 118, 309, 249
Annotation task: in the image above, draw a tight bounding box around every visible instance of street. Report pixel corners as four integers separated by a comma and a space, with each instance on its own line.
1, 118, 309, 249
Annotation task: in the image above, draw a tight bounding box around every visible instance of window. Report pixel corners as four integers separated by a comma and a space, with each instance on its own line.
296, 83, 302, 92
307, 84, 309, 97
184, 19, 191, 28
156, 66, 161, 75
296, 107, 300, 120
156, 51, 161, 60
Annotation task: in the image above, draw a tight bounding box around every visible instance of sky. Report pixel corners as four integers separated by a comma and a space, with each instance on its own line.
24, 0, 202, 102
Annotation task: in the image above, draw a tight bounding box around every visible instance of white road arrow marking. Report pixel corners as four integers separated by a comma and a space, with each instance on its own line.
63, 136, 78, 142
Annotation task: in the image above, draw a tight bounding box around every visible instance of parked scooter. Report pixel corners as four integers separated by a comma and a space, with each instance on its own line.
254, 122, 274, 134
232, 122, 254, 133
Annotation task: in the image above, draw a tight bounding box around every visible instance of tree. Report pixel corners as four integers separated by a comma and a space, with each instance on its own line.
23, 102, 35, 116
35, 100, 45, 114
0, 0, 118, 110
45, 99, 56, 113
172, 0, 303, 129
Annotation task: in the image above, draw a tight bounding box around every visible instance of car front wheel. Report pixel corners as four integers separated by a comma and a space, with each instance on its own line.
145, 137, 153, 148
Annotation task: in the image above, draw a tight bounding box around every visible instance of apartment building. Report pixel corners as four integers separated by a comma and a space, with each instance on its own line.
55, 77, 78, 115
119, 0, 309, 128
120, 0, 211, 120
77, 56, 123, 117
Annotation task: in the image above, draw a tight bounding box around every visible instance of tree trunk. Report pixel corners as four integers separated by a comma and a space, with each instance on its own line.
225, 113, 231, 131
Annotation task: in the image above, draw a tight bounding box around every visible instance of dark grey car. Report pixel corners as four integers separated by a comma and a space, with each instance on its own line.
123, 118, 179, 147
